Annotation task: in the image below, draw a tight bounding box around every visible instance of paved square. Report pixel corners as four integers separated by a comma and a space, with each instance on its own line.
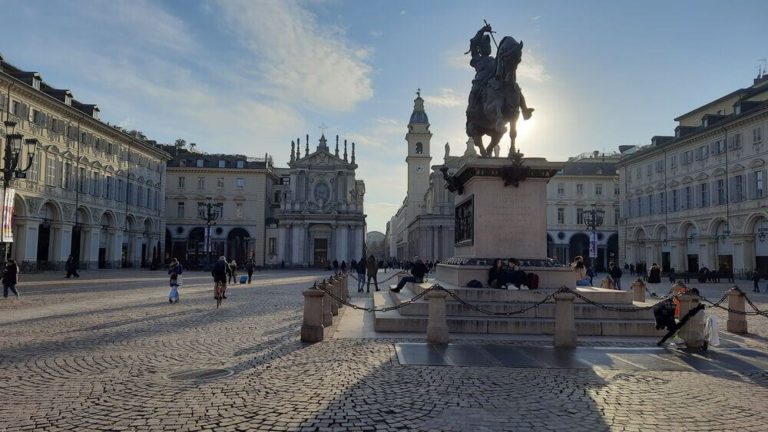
1, 270, 768, 431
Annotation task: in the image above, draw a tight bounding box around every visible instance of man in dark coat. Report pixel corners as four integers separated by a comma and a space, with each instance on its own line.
391, 257, 428, 293
212, 256, 228, 298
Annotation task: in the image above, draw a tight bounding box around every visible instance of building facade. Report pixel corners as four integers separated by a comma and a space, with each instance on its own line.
268, 134, 366, 267
162, 145, 272, 267
619, 74, 768, 277
546, 152, 620, 270
0, 56, 169, 270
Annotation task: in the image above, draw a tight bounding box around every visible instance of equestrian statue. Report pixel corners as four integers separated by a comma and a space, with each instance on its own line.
465, 22, 534, 158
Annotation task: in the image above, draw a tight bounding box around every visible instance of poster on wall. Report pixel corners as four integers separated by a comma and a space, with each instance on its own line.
1, 188, 15, 243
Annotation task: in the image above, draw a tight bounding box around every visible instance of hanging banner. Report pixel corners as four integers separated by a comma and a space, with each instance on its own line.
2, 188, 15, 243
589, 231, 597, 258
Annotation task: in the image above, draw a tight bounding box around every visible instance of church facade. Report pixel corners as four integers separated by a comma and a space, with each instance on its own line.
267, 134, 366, 267
386, 93, 459, 262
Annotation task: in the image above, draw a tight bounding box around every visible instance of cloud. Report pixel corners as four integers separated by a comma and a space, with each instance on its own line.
518, 50, 550, 83
345, 117, 404, 149
531, 15, 542, 21
425, 88, 466, 108
216, 0, 374, 111
370, 30, 383, 38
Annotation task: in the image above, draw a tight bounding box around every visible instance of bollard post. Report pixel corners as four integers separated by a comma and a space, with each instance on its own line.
301, 289, 325, 342
631, 279, 646, 302
726, 287, 748, 334
319, 280, 333, 327
343, 273, 350, 301
328, 276, 339, 316
554, 291, 577, 348
426, 288, 450, 344
677, 292, 706, 349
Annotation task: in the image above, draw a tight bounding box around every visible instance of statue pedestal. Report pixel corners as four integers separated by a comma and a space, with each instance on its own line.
437, 156, 568, 288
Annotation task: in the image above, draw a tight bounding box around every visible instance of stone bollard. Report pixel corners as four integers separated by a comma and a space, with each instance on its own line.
631, 279, 646, 302
677, 292, 706, 349
344, 273, 350, 301
553, 291, 577, 348
319, 280, 333, 327
328, 276, 340, 316
426, 288, 450, 344
726, 287, 748, 334
301, 289, 325, 342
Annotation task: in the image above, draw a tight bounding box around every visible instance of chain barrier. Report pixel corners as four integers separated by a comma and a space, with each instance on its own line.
309, 278, 768, 319
348, 271, 408, 284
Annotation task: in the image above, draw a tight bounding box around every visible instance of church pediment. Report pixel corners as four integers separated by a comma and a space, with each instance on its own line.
291, 150, 349, 169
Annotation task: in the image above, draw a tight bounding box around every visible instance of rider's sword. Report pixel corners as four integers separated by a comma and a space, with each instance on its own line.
483, 19, 499, 50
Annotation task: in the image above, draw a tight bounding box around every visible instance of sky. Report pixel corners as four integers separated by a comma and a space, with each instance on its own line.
3, 0, 768, 233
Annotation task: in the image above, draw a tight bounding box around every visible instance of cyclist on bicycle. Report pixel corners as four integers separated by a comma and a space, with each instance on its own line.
212, 255, 228, 299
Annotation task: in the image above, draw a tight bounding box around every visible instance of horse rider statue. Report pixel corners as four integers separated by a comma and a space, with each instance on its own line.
465, 23, 534, 158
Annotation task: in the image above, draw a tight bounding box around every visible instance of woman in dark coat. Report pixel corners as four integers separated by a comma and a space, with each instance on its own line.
2, 259, 19, 298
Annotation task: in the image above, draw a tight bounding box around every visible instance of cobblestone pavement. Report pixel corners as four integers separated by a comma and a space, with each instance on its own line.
1, 269, 768, 431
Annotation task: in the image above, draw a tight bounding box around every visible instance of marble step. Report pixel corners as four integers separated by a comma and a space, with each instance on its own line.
401, 282, 637, 305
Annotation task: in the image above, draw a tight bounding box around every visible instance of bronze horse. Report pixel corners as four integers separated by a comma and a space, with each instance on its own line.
466, 36, 528, 158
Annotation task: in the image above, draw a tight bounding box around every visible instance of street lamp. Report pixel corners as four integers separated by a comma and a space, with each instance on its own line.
198, 197, 222, 268
583, 205, 605, 267
0, 120, 37, 262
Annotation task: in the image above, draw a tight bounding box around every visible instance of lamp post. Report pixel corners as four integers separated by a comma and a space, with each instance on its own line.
198, 197, 222, 268
1, 120, 37, 263
583, 205, 605, 268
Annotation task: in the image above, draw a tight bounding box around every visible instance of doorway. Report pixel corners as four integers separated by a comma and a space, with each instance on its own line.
687, 254, 699, 273
313, 238, 328, 267
37, 222, 51, 263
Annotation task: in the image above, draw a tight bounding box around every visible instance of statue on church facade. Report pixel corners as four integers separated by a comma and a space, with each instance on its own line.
465, 22, 534, 158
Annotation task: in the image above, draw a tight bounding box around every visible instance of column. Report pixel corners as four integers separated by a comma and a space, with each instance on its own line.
22, 219, 39, 262
54, 222, 73, 267
304, 224, 311, 266
110, 229, 123, 268
339, 226, 348, 262
89, 228, 100, 268
132, 233, 143, 267
291, 225, 301, 265
732, 235, 750, 274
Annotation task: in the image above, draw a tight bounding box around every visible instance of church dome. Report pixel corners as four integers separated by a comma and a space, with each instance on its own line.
409, 109, 429, 124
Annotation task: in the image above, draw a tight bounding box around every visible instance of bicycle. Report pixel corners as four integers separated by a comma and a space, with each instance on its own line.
214, 280, 226, 308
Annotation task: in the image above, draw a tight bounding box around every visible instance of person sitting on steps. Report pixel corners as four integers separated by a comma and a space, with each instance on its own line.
390, 256, 428, 293
488, 259, 505, 289
504, 258, 528, 290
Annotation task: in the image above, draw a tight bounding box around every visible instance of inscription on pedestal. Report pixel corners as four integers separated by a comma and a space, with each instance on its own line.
455, 196, 474, 246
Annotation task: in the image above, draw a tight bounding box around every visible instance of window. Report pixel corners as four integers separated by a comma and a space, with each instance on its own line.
127, 183, 134, 205
681, 150, 693, 165
177, 202, 185, 218
654, 160, 663, 172
197, 177, 205, 190
695, 145, 709, 161
91, 172, 99, 195
63, 162, 72, 189
45, 154, 56, 185
178, 176, 185, 189
672, 189, 678, 211
684, 186, 692, 209
595, 184, 603, 196
754, 127, 763, 144
756, 171, 765, 198
717, 179, 726, 205
218, 160, 226, 168
236, 178, 244, 188
557, 208, 564, 224
670, 155, 677, 169
614, 208, 620, 224
217, 177, 224, 189
274, 191, 281, 203
647, 195, 653, 215
281, 176, 290, 185
236, 203, 243, 219
576, 208, 584, 225
734, 175, 745, 202
269, 238, 276, 255
728, 134, 742, 150
28, 150, 39, 181
117, 179, 124, 201
614, 184, 620, 196
700, 183, 709, 207
646, 164, 652, 177
236, 160, 244, 168
196, 159, 204, 168
557, 183, 564, 195
715, 139, 726, 154
576, 183, 584, 195
635, 168, 641, 180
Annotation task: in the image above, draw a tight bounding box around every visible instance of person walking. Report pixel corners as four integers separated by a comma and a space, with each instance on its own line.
168, 258, 183, 303
245, 258, 255, 284
227, 259, 238, 284
2, 259, 19, 299
340, 260, 347, 274
366, 254, 380, 293
65, 255, 80, 279
608, 261, 623, 290
356, 257, 366, 293
753, 270, 760, 293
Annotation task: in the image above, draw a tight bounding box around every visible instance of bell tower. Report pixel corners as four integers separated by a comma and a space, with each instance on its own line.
405, 89, 432, 225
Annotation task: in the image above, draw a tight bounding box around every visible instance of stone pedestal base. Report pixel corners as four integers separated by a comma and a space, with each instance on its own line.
436, 263, 573, 289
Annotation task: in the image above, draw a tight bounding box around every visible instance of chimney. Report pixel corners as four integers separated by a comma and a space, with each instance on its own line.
593, 150, 599, 158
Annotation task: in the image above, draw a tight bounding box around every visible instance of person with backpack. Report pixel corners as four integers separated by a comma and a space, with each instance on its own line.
212, 256, 228, 299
